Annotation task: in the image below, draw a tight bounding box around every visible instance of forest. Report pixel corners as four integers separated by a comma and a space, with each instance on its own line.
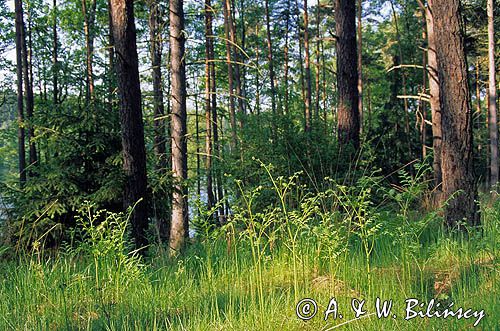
0, 0, 498, 329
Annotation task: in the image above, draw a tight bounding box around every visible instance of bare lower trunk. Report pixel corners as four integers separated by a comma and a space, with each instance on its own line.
432, 0, 479, 227
422, 0, 442, 188
110, 0, 149, 249
169, 0, 189, 253
336, 0, 360, 149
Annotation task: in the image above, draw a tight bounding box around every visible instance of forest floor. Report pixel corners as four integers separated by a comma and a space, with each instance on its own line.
0, 198, 498, 330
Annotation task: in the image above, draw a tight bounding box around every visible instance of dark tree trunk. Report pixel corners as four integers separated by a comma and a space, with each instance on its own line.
14, 0, 26, 185
432, 0, 479, 227
336, 0, 360, 149
20, 2, 36, 168
110, 0, 149, 249
169, 0, 189, 253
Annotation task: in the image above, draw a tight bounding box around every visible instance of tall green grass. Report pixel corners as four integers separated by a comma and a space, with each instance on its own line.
0, 169, 498, 330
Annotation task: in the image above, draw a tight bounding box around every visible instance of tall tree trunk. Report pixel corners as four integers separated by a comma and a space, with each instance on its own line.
425, 1, 442, 188
223, 0, 237, 148
229, 0, 245, 117
357, 0, 363, 134
264, 0, 276, 115
169, 0, 189, 252
296, 0, 306, 121
255, 23, 261, 115
314, 2, 321, 120
148, 0, 169, 240
487, 0, 498, 187
53, 0, 58, 107
432, 0, 479, 227
110, 0, 149, 249
82, 0, 96, 106
14, 0, 26, 185
21, 2, 36, 167
239, 0, 248, 114
204, 0, 215, 215
303, 0, 312, 132
149, 1, 168, 171
421, 10, 427, 160
107, 0, 115, 113
209, 12, 224, 222
284, 0, 290, 115
336, 0, 360, 149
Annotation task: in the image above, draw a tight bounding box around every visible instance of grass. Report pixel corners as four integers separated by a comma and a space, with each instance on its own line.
0, 171, 498, 330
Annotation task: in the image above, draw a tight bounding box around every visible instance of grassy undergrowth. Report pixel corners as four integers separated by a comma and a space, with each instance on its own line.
0, 170, 498, 330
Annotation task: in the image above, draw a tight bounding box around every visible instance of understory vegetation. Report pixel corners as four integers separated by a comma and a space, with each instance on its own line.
0, 166, 498, 330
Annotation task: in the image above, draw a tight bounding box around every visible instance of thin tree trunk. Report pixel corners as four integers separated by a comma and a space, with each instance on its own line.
195, 84, 201, 198
82, 0, 97, 105
14, 0, 26, 185
315, 2, 321, 121
336, 0, 360, 149
148, 0, 169, 240
223, 0, 237, 148
255, 23, 261, 115
53, 0, 58, 107
487, 0, 498, 187
296, 0, 306, 122
107, 0, 115, 113
418, 0, 442, 187
239, 0, 248, 114
209, 12, 224, 222
432, 0, 479, 227
21, 2, 36, 167
357, 0, 363, 134
390, 0, 411, 163
149, 0, 168, 171
303, 0, 312, 132
204, 0, 215, 214
264, 0, 276, 115
421, 10, 427, 160
284, 0, 290, 115
169, 0, 189, 252
229, 0, 245, 117
110, 0, 149, 249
